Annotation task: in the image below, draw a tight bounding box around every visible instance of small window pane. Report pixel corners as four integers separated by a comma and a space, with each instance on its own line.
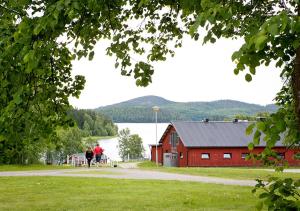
201, 153, 210, 159
223, 153, 232, 159
180, 152, 183, 159
241, 153, 249, 159
277, 153, 285, 159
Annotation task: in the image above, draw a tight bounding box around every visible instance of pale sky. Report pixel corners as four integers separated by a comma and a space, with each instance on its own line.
70, 37, 283, 109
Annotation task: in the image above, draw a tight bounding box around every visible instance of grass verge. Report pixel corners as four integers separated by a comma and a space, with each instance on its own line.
138, 161, 300, 181
0, 164, 74, 172
0, 176, 260, 211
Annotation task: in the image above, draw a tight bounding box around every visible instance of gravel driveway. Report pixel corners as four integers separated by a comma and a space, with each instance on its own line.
0, 167, 257, 186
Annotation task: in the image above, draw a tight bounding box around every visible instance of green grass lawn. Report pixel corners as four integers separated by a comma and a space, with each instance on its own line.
0, 176, 260, 211
138, 161, 300, 181
0, 164, 74, 172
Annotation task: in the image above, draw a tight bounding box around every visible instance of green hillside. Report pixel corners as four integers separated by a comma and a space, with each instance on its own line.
94, 96, 277, 123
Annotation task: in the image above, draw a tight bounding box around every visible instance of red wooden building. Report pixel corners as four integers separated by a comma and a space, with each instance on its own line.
150, 121, 300, 167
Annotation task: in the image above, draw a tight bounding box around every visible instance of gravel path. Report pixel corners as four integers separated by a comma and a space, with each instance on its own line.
118, 162, 138, 169
0, 167, 257, 186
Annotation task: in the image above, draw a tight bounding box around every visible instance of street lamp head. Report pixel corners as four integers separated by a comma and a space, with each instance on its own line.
152, 106, 160, 112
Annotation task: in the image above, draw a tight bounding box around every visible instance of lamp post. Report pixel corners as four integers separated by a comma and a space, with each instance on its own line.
152, 106, 160, 166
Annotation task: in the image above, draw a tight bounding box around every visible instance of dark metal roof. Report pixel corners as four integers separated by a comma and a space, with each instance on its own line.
162, 121, 284, 147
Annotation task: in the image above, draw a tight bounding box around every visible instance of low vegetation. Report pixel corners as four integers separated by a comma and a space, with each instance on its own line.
138, 161, 300, 181
0, 164, 74, 172
0, 177, 259, 210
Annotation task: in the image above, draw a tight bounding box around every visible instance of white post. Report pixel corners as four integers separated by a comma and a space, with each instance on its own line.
152, 106, 160, 167
155, 111, 158, 166
67, 155, 69, 165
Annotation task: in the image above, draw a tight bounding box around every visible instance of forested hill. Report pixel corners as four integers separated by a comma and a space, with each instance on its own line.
94, 96, 277, 123
68, 109, 118, 136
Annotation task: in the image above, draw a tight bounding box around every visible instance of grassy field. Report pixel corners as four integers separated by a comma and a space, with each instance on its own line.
0, 176, 260, 211
0, 164, 74, 172
138, 161, 300, 181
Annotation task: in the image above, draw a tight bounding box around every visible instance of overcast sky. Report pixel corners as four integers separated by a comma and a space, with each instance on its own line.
70, 37, 283, 109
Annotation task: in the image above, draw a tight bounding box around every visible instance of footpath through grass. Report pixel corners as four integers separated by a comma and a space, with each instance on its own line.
0, 176, 260, 211
0, 164, 74, 172
138, 161, 300, 181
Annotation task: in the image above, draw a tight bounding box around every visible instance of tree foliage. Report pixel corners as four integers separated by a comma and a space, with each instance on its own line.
46, 127, 84, 164
118, 128, 144, 161
1, 0, 300, 209
68, 109, 118, 136
253, 177, 300, 211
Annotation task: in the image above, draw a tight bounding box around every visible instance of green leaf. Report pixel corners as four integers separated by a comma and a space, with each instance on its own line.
248, 143, 254, 150
268, 23, 278, 36
259, 192, 269, 199
292, 40, 300, 49
88, 51, 94, 60
138, 0, 150, 8
245, 74, 252, 82
255, 35, 267, 50
13, 94, 22, 105
275, 120, 286, 132
246, 123, 255, 135
0, 135, 5, 142
257, 122, 266, 131
234, 68, 239, 75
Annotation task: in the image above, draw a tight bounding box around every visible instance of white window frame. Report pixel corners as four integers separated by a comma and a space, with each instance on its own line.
201, 153, 210, 159
223, 153, 232, 159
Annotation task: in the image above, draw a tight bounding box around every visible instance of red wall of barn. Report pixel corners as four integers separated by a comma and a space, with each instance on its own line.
159, 127, 188, 166
151, 145, 163, 164
151, 125, 300, 167
187, 147, 299, 167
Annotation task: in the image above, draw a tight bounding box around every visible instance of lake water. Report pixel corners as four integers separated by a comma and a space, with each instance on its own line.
99, 123, 169, 161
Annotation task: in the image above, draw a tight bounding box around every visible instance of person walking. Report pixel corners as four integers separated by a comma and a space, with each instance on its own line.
93, 143, 104, 167
85, 147, 94, 168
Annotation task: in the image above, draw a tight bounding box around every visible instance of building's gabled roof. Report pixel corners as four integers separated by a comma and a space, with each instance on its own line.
160, 121, 284, 147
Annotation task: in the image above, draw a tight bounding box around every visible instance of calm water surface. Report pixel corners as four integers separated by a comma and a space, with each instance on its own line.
99, 123, 168, 161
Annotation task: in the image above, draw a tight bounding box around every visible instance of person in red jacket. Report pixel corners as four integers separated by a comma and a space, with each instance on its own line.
93, 143, 104, 167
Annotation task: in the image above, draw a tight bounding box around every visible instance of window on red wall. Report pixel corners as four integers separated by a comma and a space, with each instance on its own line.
277, 153, 285, 160
223, 153, 232, 159
201, 153, 210, 159
170, 132, 179, 148
180, 152, 183, 159
241, 153, 249, 159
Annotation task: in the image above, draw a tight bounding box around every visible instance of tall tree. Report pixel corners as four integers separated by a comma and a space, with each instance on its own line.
118, 128, 144, 161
